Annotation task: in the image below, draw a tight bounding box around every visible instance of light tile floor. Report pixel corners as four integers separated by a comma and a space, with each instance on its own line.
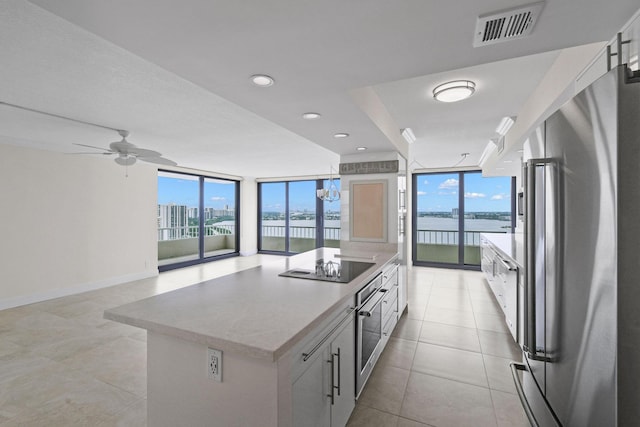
0, 259, 528, 426
0, 254, 284, 426
347, 267, 529, 427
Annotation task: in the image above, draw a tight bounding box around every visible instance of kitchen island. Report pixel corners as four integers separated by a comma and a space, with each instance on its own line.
104, 248, 398, 427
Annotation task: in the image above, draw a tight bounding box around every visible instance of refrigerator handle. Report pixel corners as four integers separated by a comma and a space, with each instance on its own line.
524, 160, 537, 358
510, 363, 540, 427
524, 158, 554, 361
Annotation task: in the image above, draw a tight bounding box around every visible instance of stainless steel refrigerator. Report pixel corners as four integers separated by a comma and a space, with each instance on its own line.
511, 64, 640, 426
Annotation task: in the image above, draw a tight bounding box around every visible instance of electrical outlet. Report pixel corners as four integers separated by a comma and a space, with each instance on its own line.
207, 348, 222, 382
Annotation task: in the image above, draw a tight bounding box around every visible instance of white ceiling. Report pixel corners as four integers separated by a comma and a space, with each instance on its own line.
1, 0, 638, 178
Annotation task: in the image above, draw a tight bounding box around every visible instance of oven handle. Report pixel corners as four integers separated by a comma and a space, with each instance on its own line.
302, 307, 355, 362
359, 289, 386, 317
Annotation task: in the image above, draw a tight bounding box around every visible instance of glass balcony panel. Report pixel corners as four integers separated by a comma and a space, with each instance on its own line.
463, 172, 512, 266
261, 182, 286, 251
157, 172, 200, 266
415, 173, 460, 264
203, 177, 237, 258
288, 180, 317, 253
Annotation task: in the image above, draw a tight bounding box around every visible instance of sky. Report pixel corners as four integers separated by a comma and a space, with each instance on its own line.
158, 173, 511, 213
416, 172, 511, 212
261, 180, 341, 213
157, 175, 236, 209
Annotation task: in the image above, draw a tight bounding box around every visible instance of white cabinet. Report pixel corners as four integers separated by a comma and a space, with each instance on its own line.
480, 237, 519, 341
292, 311, 355, 427
380, 263, 399, 349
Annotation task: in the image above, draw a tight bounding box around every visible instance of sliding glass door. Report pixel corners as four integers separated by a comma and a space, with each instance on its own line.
158, 171, 239, 270
413, 171, 513, 268
258, 179, 341, 254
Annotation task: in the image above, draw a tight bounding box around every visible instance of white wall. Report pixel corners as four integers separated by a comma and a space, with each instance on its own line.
240, 177, 258, 256
0, 143, 158, 309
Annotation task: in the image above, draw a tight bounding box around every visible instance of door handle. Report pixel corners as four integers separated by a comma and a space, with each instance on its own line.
327, 356, 335, 405
524, 158, 554, 362
335, 347, 341, 397
327, 349, 341, 404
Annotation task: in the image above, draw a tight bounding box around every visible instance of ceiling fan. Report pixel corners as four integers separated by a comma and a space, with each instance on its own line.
0, 101, 177, 168
73, 130, 177, 166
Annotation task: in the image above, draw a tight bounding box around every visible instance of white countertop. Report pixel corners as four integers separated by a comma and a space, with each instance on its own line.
104, 248, 396, 362
481, 233, 524, 267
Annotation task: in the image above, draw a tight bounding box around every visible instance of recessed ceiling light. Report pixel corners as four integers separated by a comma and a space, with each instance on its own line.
250, 74, 274, 87
503, 160, 514, 163
333, 133, 349, 138
302, 112, 321, 120
356, 147, 367, 151
433, 80, 476, 102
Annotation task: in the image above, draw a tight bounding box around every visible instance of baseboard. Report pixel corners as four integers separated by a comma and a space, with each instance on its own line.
0, 269, 158, 311
240, 249, 258, 256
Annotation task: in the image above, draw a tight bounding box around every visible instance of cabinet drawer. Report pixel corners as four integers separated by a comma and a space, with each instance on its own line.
382, 286, 398, 320
382, 264, 399, 290
382, 309, 398, 338
291, 301, 355, 381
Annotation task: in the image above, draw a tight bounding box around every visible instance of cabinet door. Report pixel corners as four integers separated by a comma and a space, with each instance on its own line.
330, 318, 355, 427
293, 347, 331, 427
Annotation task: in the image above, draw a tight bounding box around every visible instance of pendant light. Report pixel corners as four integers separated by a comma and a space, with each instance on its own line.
317, 166, 340, 202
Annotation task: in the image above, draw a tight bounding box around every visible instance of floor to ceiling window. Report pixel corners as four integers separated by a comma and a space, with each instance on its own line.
158, 171, 239, 270
413, 171, 514, 269
258, 178, 341, 254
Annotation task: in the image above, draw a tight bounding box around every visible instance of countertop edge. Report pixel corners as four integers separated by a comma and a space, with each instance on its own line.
103, 249, 398, 363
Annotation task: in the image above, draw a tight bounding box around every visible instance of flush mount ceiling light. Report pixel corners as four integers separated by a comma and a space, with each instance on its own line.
302, 112, 321, 120
401, 128, 416, 144
356, 147, 367, 151
433, 80, 476, 102
250, 74, 274, 87
333, 133, 349, 138
496, 116, 516, 136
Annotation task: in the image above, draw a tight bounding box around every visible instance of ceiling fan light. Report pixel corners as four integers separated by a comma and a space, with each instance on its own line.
115, 156, 136, 166
433, 80, 476, 103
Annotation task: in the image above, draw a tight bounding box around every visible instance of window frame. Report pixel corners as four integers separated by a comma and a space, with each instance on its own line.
411, 170, 515, 270
158, 169, 240, 272
257, 178, 340, 255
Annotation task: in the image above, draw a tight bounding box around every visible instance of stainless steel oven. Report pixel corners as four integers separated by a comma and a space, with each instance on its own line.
355, 273, 384, 397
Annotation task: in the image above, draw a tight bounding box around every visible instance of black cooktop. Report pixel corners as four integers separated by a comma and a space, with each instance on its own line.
279, 259, 375, 283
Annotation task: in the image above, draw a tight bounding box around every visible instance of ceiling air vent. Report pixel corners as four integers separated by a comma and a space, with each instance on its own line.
473, 2, 544, 47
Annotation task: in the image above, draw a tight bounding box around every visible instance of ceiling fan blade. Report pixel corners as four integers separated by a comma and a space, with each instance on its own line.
66, 152, 113, 155
138, 156, 178, 166
129, 147, 162, 157
73, 143, 115, 153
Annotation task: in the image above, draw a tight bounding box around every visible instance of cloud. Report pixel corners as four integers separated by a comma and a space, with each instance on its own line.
465, 192, 486, 199
438, 178, 458, 189
423, 179, 429, 185
491, 193, 510, 200
210, 196, 226, 201
417, 191, 427, 196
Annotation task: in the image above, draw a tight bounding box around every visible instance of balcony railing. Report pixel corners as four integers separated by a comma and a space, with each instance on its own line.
415, 230, 506, 246
260, 225, 341, 241
158, 224, 235, 241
